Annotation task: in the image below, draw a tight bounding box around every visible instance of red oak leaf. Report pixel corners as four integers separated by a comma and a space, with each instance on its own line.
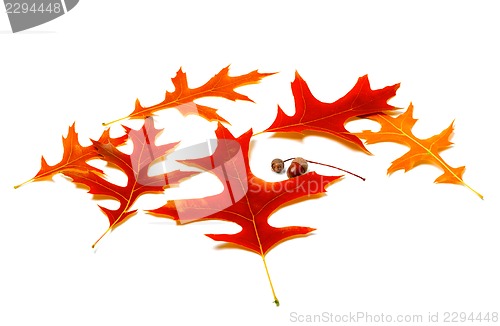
103, 66, 275, 125
63, 118, 197, 247
262, 72, 400, 152
150, 123, 342, 305
15, 124, 127, 189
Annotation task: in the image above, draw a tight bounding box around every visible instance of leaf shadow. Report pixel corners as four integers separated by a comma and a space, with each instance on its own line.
248, 138, 259, 158
213, 233, 316, 254
277, 191, 329, 211
268, 131, 370, 154
264, 233, 317, 255
213, 242, 256, 254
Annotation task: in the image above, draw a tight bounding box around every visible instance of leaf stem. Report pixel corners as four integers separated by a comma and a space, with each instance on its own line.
102, 116, 127, 127
462, 182, 484, 200
261, 254, 279, 306
92, 226, 112, 248
13, 178, 34, 189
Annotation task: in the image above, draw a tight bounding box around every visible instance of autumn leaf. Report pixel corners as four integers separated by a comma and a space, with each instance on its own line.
261, 72, 400, 152
62, 118, 197, 247
103, 66, 275, 126
14, 124, 127, 189
150, 123, 342, 305
356, 103, 483, 199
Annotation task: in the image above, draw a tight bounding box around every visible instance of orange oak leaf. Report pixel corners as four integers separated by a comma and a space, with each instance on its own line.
103, 66, 275, 126
14, 124, 127, 189
62, 118, 197, 247
150, 123, 342, 305
261, 72, 400, 152
356, 103, 483, 199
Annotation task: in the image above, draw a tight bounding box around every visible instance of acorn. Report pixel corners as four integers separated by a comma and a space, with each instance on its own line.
271, 158, 284, 173
270, 156, 365, 181
287, 157, 308, 178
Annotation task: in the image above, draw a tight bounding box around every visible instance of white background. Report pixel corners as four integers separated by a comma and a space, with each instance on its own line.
1, 1, 499, 325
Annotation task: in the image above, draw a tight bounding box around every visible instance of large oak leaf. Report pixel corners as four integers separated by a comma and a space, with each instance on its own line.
63, 118, 197, 247
104, 66, 275, 125
263, 72, 400, 152
150, 123, 342, 305
15, 124, 127, 189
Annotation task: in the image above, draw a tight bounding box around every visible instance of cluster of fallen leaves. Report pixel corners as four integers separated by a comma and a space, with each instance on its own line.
16, 66, 482, 306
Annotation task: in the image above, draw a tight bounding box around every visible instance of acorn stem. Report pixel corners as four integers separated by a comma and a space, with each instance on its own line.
283, 158, 365, 181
